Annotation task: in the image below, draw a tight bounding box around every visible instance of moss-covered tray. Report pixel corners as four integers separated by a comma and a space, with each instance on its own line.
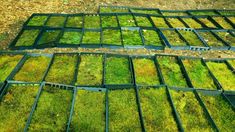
188, 10, 219, 16
0, 84, 40, 131
45, 16, 66, 27
196, 17, 217, 28
150, 16, 169, 28
70, 89, 105, 131
130, 8, 160, 15
102, 29, 122, 46
45, 54, 77, 85
118, 14, 136, 27
65, 15, 83, 28
81, 30, 100, 45
213, 31, 235, 47
161, 11, 189, 16
84, 15, 100, 29
161, 29, 188, 47
227, 59, 235, 69
166, 17, 186, 28
218, 10, 235, 16
181, 17, 203, 29
101, 15, 118, 28
121, 28, 143, 47
141, 29, 164, 48
212, 16, 233, 29
15, 29, 40, 47
198, 31, 227, 48
178, 30, 205, 47
134, 15, 152, 27
26, 15, 48, 26
28, 85, 73, 131
37, 29, 61, 46
59, 30, 82, 45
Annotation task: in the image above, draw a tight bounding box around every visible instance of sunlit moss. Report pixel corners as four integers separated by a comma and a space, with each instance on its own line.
157, 56, 188, 87
206, 61, 235, 91
59, 31, 82, 44
45, 54, 77, 85
101, 15, 118, 28
139, 87, 178, 131
66, 16, 83, 28
227, 59, 235, 68
212, 17, 233, 29
130, 9, 160, 15
46, 16, 66, 27
150, 17, 169, 28
0, 55, 23, 82
13, 56, 51, 82
133, 58, 160, 85
0, 85, 39, 131
189, 11, 218, 16
198, 32, 224, 47
109, 88, 141, 132
161, 30, 187, 46
199, 93, 235, 131
181, 18, 203, 29
162, 12, 188, 16
38, 30, 60, 45
76, 54, 103, 86
178, 30, 204, 46
105, 56, 132, 84
142, 29, 163, 46
15, 29, 40, 46
118, 15, 136, 27
182, 59, 217, 90
197, 18, 217, 28
82, 31, 100, 44
166, 18, 186, 28
227, 17, 235, 24
122, 28, 143, 46
102, 29, 122, 45
27, 15, 48, 26
218, 11, 235, 15
70, 90, 105, 131
214, 31, 235, 46
170, 90, 214, 131
134, 16, 152, 27
84, 15, 100, 29
28, 86, 72, 131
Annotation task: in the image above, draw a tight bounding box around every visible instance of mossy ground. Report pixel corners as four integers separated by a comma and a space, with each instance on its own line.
198, 32, 224, 47
182, 59, 217, 90
150, 17, 169, 28
133, 58, 160, 85
109, 88, 141, 132
118, 15, 136, 27
82, 31, 100, 44
122, 29, 143, 46
0, 85, 39, 131
0, 55, 23, 82
38, 30, 60, 45
212, 17, 233, 29
197, 18, 217, 28
45, 54, 77, 85
45, 16, 66, 27
105, 56, 132, 84
189, 11, 218, 16
15, 29, 40, 46
70, 90, 105, 131
170, 90, 214, 131
227, 59, 235, 68
142, 29, 163, 46
100, 7, 129, 13
102, 29, 121, 45
178, 30, 204, 46
139, 87, 178, 131
130, 9, 160, 15
215, 31, 235, 46
13, 56, 51, 82
76, 54, 103, 86
84, 15, 100, 29
27, 16, 48, 26
134, 16, 152, 27
162, 12, 188, 16
181, 18, 203, 29
66, 16, 83, 28
199, 93, 235, 131
101, 16, 118, 28
29, 86, 72, 131
59, 31, 82, 44
206, 61, 235, 91
218, 11, 235, 15
166, 18, 186, 28
161, 30, 187, 46
157, 56, 188, 87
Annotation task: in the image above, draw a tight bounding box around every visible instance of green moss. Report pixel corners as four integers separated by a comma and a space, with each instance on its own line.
38, 30, 60, 45
199, 93, 235, 131
13, 56, 51, 82
46, 16, 66, 27
197, 18, 217, 28
76, 54, 103, 86
70, 90, 105, 131
219, 11, 235, 16
162, 12, 188, 16
15, 29, 40, 46
102, 29, 121, 45
166, 18, 186, 28
133, 58, 160, 85
139, 87, 178, 131
157, 56, 188, 87
0, 85, 39, 131
198, 32, 224, 47
122, 28, 142, 46
206, 61, 235, 91
227, 17, 235, 24
170, 90, 214, 131
227, 59, 235, 68
45, 55, 77, 85
181, 18, 203, 28
182, 59, 217, 90
135, 16, 152, 27
101, 16, 118, 28
150, 17, 169, 28
212, 17, 233, 29
82, 31, 100, 44
130, 9, 160, 15
84, 15, 100, 29
100, 7, 129, 13
189, 11, 218, 16
109, 89, 141, 132
161, 30, 187, 46
215, 31, 235, 46
118, 15, 136, 27
105, 57, 132, 84
59, 31, 82, 44
27, 16, 48, 26
66, 16, 83, 28
142, 29, 163, 46
0, 55, 23, 82
178, 30, 204, 46
28, 86, 72, 131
